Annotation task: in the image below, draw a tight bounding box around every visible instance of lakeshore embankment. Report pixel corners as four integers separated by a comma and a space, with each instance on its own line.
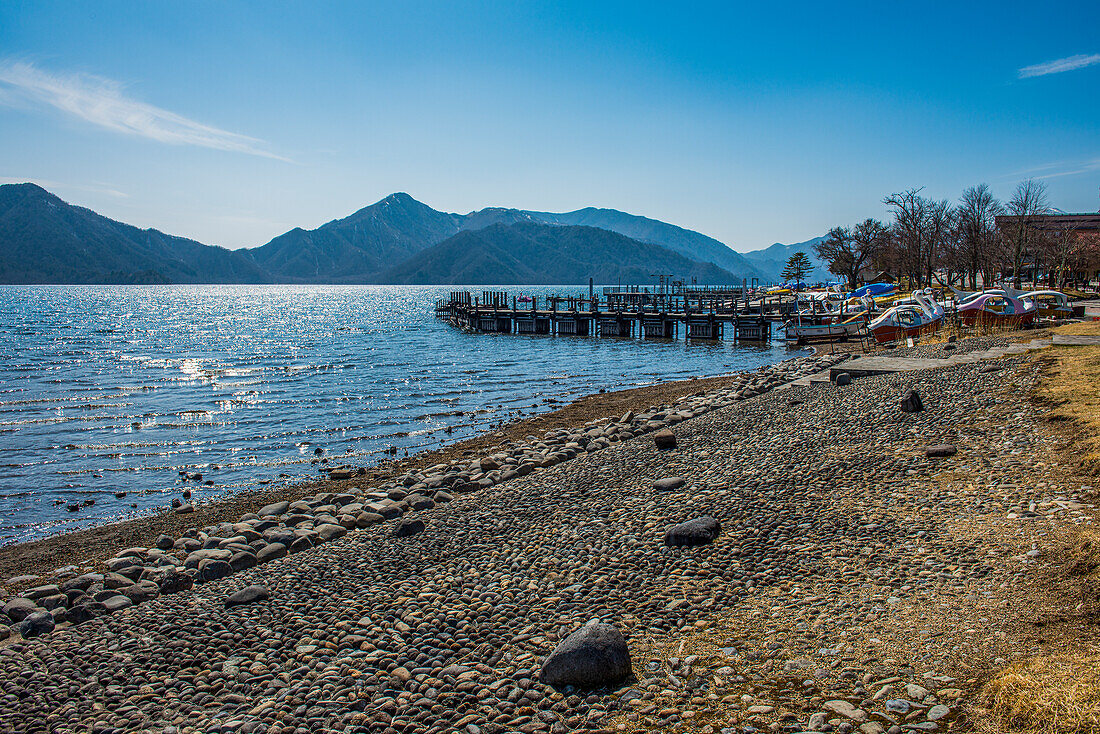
0, 357, 814, 585
0, 332, 1097, 733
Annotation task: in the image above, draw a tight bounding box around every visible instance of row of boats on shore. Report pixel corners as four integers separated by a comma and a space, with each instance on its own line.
784, 282, 1076, 345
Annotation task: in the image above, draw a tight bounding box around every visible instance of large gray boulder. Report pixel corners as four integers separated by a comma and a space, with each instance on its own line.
258, 501, 289, 517
540, 622, 631, 688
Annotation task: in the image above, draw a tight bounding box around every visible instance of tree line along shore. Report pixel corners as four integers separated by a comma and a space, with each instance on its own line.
801, 179, 1099, 292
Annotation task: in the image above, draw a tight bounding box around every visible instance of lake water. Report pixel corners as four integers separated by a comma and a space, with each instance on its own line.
0, 285, 798, 545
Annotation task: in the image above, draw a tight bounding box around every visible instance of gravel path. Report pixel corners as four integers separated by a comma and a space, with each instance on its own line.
0, 346, 1087, 734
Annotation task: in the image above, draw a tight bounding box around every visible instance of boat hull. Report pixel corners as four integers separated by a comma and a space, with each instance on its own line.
870, 319, 941, 344
958, 311, 1036, 327
785, 323, 864, 343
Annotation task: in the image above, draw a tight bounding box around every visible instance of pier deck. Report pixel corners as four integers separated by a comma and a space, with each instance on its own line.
434, 289, 797, 341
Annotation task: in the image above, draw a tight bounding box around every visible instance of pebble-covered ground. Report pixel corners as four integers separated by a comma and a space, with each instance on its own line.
0, 346, 1091, 734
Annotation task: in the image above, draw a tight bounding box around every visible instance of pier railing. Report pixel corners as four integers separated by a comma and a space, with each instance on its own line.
434, 288, 796, 340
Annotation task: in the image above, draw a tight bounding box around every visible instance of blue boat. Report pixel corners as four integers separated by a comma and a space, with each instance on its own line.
850, 283, 895, 298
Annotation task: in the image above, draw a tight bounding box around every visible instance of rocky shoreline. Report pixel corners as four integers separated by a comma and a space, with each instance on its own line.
0, 352, 847, 643
0, 341, 1089, 733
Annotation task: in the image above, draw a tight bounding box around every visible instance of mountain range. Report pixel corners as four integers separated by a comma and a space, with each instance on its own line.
0, 183, 823, 285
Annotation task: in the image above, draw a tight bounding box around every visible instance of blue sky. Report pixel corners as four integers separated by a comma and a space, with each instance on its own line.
1, 0, 1097, 252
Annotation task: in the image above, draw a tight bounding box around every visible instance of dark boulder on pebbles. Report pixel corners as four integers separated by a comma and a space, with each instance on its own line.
155, 534, 174, 550
3, 597, 39, 623
834, 372, 851, 386
901, 388, 924, 413
120, 580, 159, 603
652, 477, 687, 492
316, 523, 347, 542
926, 443, 958, 458
153, 569, 193, 594
225, 585, 270, 609
664, 516, 722, 547
258, 500, 289, 517
199, 559, 233, 582
540, 622, 631, 688
256, 543, 289, 564
19, 611, 55, 638
229, 551, 258, 572
395, 519, 425, 538
653, 429, 677, 450
68, 602, 107, 624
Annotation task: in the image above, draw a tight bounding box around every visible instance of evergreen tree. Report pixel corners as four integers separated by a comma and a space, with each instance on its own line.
781, 251, 813, 288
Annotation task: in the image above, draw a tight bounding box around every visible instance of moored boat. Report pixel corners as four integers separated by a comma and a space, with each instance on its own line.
784, 312, 868, 343
868, 290, 943, 344
956, 292, 1036, 327
1020, 290, 1072, 320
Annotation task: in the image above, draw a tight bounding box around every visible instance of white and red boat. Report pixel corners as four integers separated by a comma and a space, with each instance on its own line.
1021, 290, 1072, 320
868, 290, 943, 344
957, 292, 1036, 327
784, 312, 868, 343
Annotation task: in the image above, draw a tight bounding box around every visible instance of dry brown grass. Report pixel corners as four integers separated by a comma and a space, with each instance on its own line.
1033, 321, 1100, 475
975, 329, 1100, 734
978, 656, 1100, 734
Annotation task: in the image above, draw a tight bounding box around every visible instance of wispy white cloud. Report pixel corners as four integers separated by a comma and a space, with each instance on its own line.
996, 157, 1100, 182
1018, 53, 1100, 78
0, 175, 129, 198
0, 60, 289, 161
1032, 158, 1100, 180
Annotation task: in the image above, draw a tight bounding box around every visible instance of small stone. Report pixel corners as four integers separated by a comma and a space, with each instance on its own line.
823, 700, 868, 722
905, 683, 931, 700
925, 444, 957, 458
834, 372, 851, 386
652, 477, 687, 491
927, 704, 950, 721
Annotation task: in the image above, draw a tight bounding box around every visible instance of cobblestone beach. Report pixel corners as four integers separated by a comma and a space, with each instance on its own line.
0, 345, 1090, 734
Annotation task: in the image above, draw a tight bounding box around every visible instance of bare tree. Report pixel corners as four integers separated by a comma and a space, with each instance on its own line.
813, 219, 889, 289
1039, 221, 1090, 288
955, 184, 1003, 289
1005, 178, 1050, 287
884, 189, 952, 287
884, 189, 929, 287
815, 226, 854, 286
924, 199, 954, 287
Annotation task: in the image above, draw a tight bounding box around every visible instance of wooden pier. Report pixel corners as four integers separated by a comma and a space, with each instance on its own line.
434, 288, 797, 341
